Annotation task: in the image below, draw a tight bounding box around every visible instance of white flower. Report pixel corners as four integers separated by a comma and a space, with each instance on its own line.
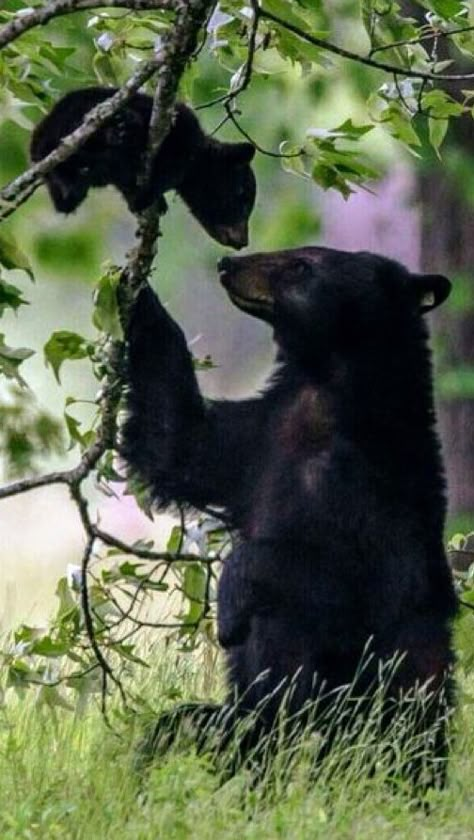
230, 65, 245, 92
181, 518, 223, 556
96, 32, 115, 52
306, 128, 333, 139
207, 9, 233, 33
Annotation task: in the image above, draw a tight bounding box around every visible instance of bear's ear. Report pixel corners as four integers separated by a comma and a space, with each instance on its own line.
412, 273, 452, 313
229, 142, 256, 163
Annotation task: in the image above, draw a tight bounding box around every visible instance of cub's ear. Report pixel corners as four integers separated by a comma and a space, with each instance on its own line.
229, 142, 256, 163
412, 273, 452, 313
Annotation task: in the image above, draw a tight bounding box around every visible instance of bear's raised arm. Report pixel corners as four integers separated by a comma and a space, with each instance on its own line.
122, 284, 264, 517
30, 87, 256, 249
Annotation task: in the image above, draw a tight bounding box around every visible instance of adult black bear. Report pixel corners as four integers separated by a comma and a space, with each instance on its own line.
123, 247, 457, 786
30, 88, 256, 249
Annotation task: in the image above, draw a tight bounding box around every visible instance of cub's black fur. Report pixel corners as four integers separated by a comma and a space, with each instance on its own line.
30, 87, 256, 248
124, 247, 457, 787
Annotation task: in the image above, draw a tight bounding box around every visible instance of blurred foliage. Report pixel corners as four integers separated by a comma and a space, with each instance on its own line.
0, 384, 64, 478
0, 514, 224, 711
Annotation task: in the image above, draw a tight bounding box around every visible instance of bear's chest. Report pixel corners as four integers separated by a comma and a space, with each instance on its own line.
244, 386, 334, 539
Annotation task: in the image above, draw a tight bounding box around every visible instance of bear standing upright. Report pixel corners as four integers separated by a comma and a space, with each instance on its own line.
123, 246, 457, 787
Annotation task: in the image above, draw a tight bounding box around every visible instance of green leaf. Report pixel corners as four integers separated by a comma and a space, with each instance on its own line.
0, 277, 29, 316
56, 577, 77, 619
382, 103, 421, 148
142, 579, 168, 592
64, 410, 96, 451
312, 163, 353, 198
110, 643, 150, 667
0, 232, 34, 280
429, 0, 464, 20
178, 562, 207, 632
14, 624, 45, 647
428, 117, 449, 157
44, 331, 91, 384
280, 142, 307, 178
167, 524, 185, 554
30, 637, 70, 657
422, 89, 465, 119
261, 0, 308, 27
119, 560, 146, 578
93, 265, 123, 340
0, 333, 34, 385
331, 119, 374, 139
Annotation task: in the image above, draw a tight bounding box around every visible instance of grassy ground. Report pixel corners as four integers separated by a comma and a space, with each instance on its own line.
1, 653, 474, 840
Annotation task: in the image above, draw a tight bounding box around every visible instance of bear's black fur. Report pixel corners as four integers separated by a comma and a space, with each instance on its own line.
123, 246, 457, 786
30, 87, 256, 249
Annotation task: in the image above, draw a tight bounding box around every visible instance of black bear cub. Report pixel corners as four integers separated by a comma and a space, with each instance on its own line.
30, 87, 256, 249
123, 246, 457, 787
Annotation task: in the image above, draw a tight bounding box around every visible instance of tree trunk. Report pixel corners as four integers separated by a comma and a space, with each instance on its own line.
419, 133, 474, 526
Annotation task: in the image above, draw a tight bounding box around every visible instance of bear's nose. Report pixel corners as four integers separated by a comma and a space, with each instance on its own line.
218, 256, 235, 275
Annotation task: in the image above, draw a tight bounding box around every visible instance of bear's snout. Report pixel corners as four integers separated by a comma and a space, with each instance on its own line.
218, 256, 236, 276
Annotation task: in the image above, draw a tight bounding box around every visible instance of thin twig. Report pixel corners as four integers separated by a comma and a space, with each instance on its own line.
80, 535, 118, 718
369, 24, 474, 58
73, 487, 129, 707
93, 525, 207, 563
224, 105, 303, 159
0, 439, 104, 500
20, 662, 101, 689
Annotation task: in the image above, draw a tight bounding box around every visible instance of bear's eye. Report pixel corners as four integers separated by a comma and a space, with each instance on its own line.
292, 259, 311, 279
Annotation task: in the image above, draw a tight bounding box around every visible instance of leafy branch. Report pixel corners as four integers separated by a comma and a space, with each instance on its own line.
368, 24, 474, 58
0, 0, 218, 716
0, 0, 177, 51
259, 5, 474, 83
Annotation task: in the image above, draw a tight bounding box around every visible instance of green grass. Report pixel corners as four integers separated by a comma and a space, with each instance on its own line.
1, 654, 474, 840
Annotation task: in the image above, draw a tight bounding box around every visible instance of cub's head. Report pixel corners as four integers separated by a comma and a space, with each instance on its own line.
218, 247, 451, 363
180, 141, 256, 249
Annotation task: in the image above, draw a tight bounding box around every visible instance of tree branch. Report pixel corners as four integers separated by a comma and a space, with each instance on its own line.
143, 0, 217, 182
0, 0, 177, 51
0, 439, 104, 500
369, 25, 474, 58
93, 526, 208, 563
259, 7, 474, 83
